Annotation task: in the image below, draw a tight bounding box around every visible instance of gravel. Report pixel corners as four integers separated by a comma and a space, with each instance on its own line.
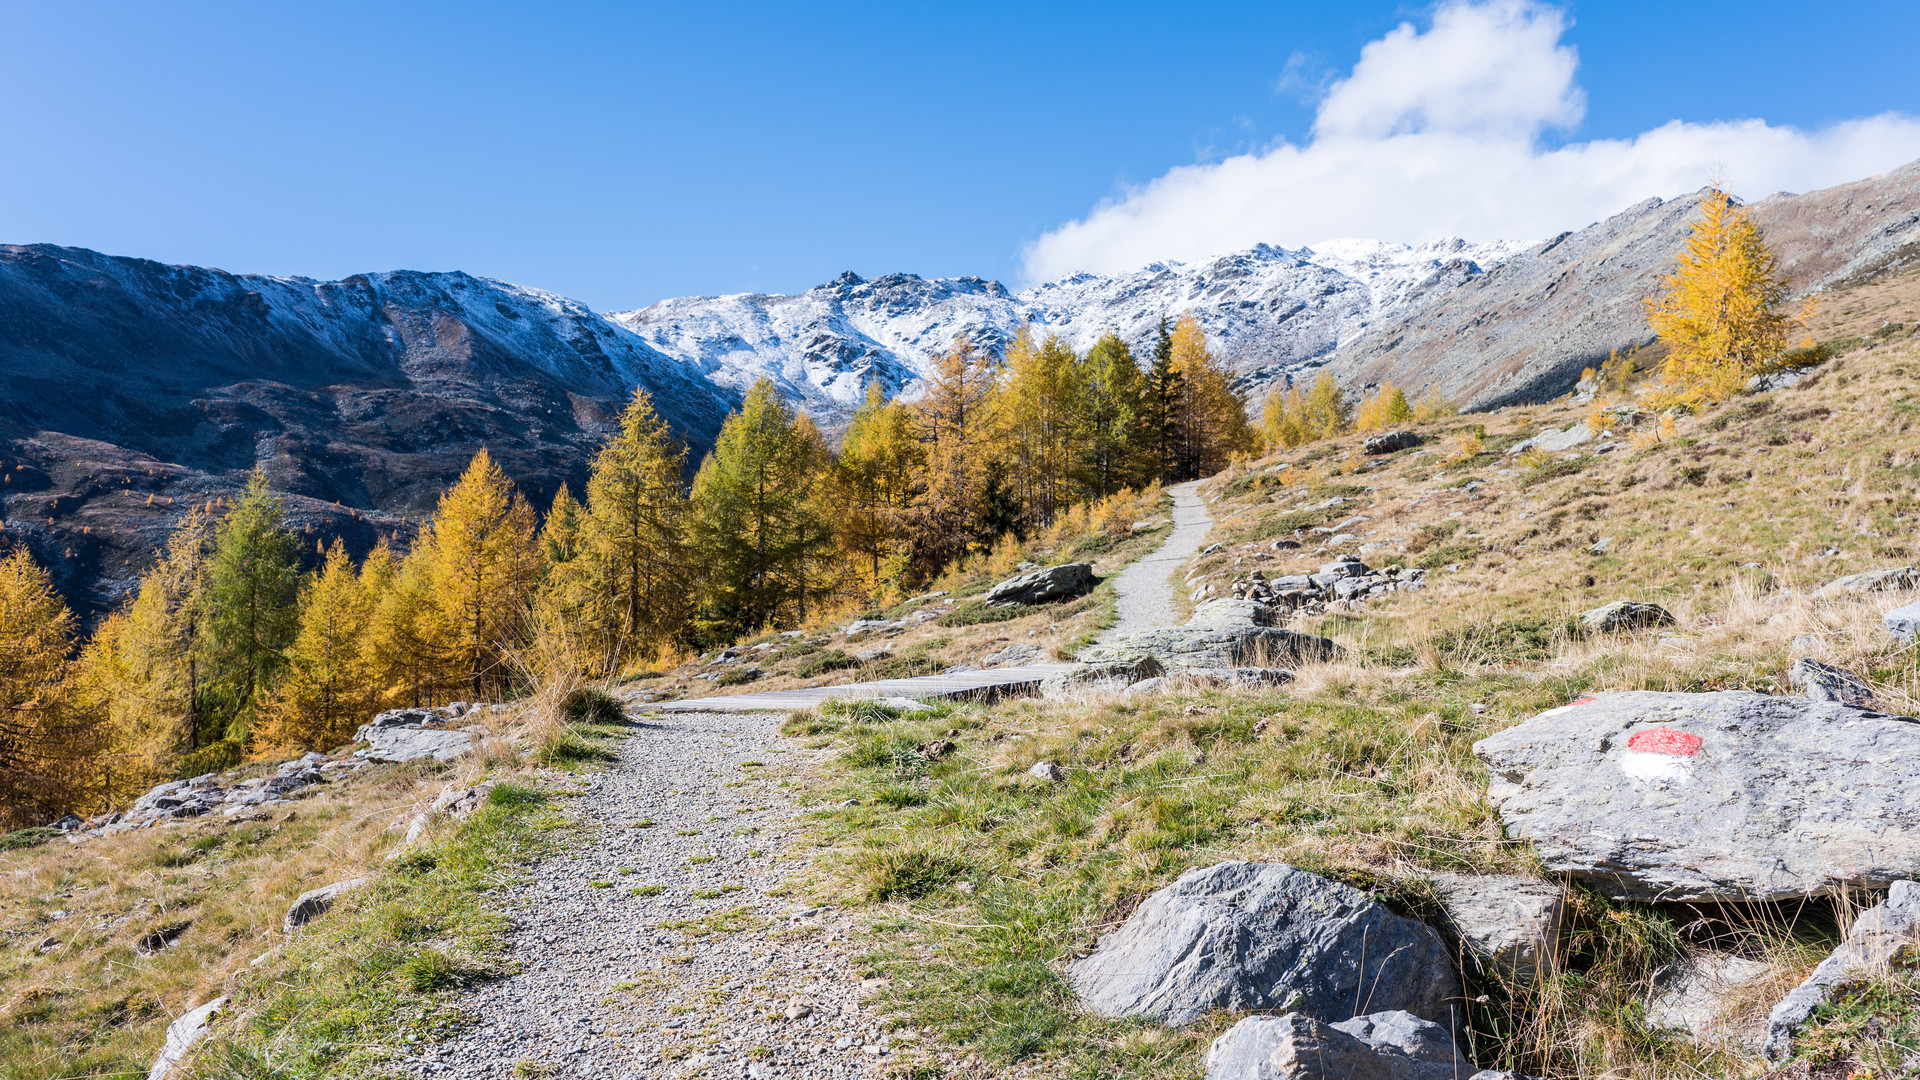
1100, 480, 1212, 640
413, 711, 913, 1079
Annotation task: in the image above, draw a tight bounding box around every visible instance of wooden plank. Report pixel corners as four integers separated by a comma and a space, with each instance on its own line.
643, 663, 1073, 713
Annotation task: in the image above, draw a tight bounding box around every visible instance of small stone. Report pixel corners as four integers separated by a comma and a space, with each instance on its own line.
784, 1004, 813, 1021
1027, 761, 1065, 782
1788, 657, 1873, 705
285, 878, 368, 933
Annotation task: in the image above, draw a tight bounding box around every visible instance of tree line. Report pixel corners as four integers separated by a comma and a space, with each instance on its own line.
0, 315, 1255, 826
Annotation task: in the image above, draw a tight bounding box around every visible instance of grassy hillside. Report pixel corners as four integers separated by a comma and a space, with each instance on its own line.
785, 313, 1920, 1079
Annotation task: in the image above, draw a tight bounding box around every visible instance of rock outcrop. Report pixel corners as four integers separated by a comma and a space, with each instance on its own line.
1040, 656, 1165, 696
1362, 431, 1422, 455
1579, 601, 1674, 633
1429, 873, 1565, 979
354, 706, 491, 763
1204, 1011, 1490, 1080
284, 877, 369, 933
1068, 862, 1457, 1027
1474, 691, 1920, 901
983, 562, 1095, 606
1225, 560, 1426, 619
1079, 600, 1341, 671
1764, 880, 1920, 1060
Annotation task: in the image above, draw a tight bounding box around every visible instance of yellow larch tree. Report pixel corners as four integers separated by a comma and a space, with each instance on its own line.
1645, 189, 1795, 404
909, 333, 998, 579
413, 449, 541, 700
834, 382, 923, 599
0, 548, 101, 826
994, 326, 1086, 530
577, 388, 691, 670
1167, 315, 1252, 478
254, 539, 375, 754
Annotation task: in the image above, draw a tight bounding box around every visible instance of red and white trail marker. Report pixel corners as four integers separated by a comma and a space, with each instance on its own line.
1620, 725, 1703, 783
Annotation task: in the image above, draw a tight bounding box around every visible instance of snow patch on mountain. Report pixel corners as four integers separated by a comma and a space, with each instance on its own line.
612, 237, 1526, 422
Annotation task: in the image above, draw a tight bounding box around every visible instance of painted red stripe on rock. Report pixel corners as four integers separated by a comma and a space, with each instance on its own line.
1568, 697, 1597, 706
1626, 727, 1702, 756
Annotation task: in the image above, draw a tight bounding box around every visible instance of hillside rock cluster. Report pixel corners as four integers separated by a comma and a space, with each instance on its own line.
1226, 558, 1427, 617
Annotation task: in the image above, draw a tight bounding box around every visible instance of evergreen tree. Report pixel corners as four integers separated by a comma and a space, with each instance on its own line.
909, 333, 998, 579
415, 449, 541, 700
1078, 331, 1149, 495
202, 472, 303, 755
1142, 316, 1182, 481
580, 388, 691, 669
255, 539, 373, 753
1645, 189, 1795, 403
834, 383, 924, 597
0, 548, 100, 826
688, 379, 831, 635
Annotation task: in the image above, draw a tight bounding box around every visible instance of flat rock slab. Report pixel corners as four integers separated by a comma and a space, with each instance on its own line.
1814, 565, 1919, 598
647, 663, 1073, 713
1475, 691, 1920, 901
1648, 951, 1774, 1042
361, 726, 476, 763
146, 996, 226, 1080
1205, 1011, 1481, 1080
1068, 862, 1457, 1027
1580, 600, 1673, 633
1080, 602, 1338, 671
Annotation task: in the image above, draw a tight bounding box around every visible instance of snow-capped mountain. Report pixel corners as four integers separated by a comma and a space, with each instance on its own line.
611, 238, 1526, 421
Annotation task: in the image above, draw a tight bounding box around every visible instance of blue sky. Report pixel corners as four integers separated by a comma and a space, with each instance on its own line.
2, 1, 1917, 309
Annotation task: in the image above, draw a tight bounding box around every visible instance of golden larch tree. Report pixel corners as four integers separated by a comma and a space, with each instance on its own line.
1645, 189, 1794, 403
1166, 315, 1252, 478
414, 449, 541, 700
834, 382, 924, 598
255, 539, 375, 754
0, 548, 101, 826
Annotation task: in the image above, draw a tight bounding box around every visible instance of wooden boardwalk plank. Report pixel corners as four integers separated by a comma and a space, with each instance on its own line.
642, 663, 1074, 713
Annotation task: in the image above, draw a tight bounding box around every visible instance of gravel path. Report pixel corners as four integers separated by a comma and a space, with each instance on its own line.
419, 712, 909, 1080
1098, 479, 1214, 641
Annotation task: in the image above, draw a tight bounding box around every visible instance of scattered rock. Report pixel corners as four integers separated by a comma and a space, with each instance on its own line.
1068, 862, 1458, 1027
1027, 761, 1065, 782
145, 996, 226, 1080
1580, 600, 1674, 633
284, 877, 369, 933
1813, 565, 1919, 598
1166, 667, 1294, 688
1789, 658, 1874, 705
916, 739, 955, 760
1363, 431, 1422, 456
1474, 691, 1920, 901
980, 642, 1040, 668
1765, 880, 1920, 1060
1647, 951, 1773, 1042
983, 562, 1095, 607
433, 781, 497, 820
1508, 425, 1592, 455
136, 921, 191, 955
1888, 599, 1920, 644
1745, 368, 1809, 393
1204, 1010, 1498, 1080
1429, 873, 1565, 979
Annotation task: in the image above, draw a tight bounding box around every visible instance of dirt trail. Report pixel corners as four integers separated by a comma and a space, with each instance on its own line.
420, 712, 894, 1079
1098, 479, 1214, 640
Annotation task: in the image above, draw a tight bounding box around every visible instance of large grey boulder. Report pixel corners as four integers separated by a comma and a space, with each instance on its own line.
284, 877, 369, 933
1888, 598, 1920, 643
1205, 1011, 1521, 1080
1474, 691, 1920, 901
1429, 873, 1565, 979
1814, 565, 1919, 598
984, 562, 1094, 606
146, 996, 227, 1080
1764, 880, 1920, 1061
1789, 658, 1873, 705
1080, 600, 1340, 672
1068, 862, 1457, 1027
360, 726, 475, 763
1579, 600, 1674, 633
1508, 425, 1591, 455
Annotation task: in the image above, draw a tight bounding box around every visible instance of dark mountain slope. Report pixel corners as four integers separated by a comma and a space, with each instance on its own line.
0, 245, 735, 614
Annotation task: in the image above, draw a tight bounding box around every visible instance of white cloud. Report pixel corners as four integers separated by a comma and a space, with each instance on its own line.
1023, 0, 1920, 281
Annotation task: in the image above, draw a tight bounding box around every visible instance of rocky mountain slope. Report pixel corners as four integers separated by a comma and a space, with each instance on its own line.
613, 238, 1525, 419
1327, 159, 1920, 408
0, 245, 735, 612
